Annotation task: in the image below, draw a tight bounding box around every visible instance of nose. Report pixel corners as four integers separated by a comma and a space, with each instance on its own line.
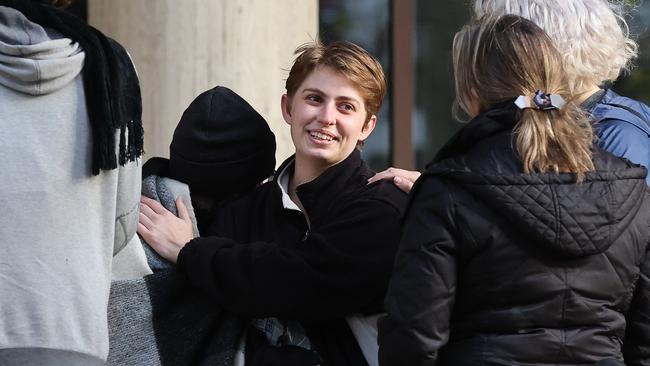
317, 101, 336, 126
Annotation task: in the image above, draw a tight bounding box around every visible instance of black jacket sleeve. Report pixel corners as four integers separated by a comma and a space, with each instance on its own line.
378, 177, 458, 366
176, 197, 402, 322
623, 231, 650, 365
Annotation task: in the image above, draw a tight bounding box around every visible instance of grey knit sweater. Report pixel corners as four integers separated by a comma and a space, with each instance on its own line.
107, 175, 244, 366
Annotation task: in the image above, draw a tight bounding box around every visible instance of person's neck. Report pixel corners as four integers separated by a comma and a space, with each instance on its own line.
576, 85, 602, 104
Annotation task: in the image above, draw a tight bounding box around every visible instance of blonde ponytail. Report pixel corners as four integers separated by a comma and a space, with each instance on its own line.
515, 103, 594, 181
453, 15, 594, 181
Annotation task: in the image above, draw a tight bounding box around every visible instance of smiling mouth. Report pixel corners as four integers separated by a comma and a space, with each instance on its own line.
309, 131, 338, 142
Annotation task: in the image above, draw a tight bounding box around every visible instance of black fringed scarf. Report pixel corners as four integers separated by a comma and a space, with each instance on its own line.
0, 0, 144, 175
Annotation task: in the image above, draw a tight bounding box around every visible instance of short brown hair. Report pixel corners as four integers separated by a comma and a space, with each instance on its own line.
285, 41, 387, 121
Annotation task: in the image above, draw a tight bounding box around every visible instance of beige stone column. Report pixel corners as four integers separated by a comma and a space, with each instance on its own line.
88, 0, 318, 166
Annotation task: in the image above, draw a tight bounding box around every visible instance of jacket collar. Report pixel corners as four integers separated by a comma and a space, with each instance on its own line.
580, 88, 607, 111
275, 160, 301, 211
431, 102, 518, 166
590, 89, 650, 137
273, 150, 369, 219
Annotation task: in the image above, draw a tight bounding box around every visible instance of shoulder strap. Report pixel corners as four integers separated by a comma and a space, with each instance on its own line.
594, 92, 650, 136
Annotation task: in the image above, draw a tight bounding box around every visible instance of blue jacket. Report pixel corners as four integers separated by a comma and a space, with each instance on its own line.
589, 89, 650, 185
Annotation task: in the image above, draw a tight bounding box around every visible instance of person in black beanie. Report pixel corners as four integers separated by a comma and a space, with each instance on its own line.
107, 85, 276, 365
143, 85, 276, 233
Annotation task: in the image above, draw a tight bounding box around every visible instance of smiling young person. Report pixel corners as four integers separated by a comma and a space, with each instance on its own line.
138, 41, 406, 366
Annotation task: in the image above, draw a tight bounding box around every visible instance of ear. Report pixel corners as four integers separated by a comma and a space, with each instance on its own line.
358, 115, 377, 142
281, 94, 292, 125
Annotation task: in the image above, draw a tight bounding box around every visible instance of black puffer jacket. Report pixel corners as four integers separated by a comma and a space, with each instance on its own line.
378, 104, 650, 366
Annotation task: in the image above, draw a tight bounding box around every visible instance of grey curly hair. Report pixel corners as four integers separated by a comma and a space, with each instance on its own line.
472, 0, 638, 94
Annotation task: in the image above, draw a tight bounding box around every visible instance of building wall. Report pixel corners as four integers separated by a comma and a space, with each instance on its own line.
88, 0, 318, 166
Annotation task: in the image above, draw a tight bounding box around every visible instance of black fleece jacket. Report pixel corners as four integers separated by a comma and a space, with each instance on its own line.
178, 149, 406, 365
379, 104, 650, 366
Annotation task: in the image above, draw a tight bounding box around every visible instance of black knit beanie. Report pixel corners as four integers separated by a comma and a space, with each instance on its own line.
169, 86, 276, 197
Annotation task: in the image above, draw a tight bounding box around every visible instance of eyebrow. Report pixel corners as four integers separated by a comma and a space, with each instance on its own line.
302, 88, 361, 106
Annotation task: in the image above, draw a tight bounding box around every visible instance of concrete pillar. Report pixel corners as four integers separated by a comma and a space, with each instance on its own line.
88, 0, 318, 166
